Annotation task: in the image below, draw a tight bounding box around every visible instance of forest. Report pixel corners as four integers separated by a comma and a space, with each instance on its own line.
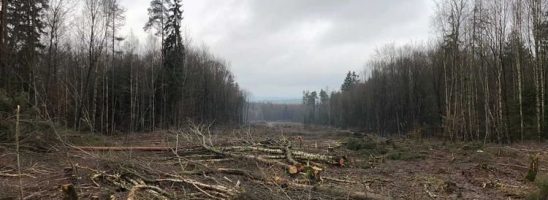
302, 0, 548, 143
0, 0, 246, 138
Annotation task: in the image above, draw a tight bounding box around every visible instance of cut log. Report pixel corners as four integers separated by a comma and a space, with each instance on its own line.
214, 145, 293, 170
189, 128, 294, 171
221, 146, 283, 154
284, 142, 300, 165
222, 145, 342, 165
74, 146, 172, 151
288, 165, 299, 175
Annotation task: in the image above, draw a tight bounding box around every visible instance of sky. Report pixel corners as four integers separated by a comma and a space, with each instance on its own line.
119, 0, 436, 100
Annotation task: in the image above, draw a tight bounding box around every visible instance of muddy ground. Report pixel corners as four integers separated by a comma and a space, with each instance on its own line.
0, 123, 547, 199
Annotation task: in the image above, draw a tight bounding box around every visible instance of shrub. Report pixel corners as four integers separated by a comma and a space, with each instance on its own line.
346, 137, 376, 151
461, 142, 484, 151
385, 150, 426, 161
527, 154, 540, 182
528, 175, 548, 200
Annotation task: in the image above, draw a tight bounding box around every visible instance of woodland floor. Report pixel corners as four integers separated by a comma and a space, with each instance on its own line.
1, 122, 547, 199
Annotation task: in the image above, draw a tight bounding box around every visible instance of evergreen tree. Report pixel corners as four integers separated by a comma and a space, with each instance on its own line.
146, 0, 185, 127
4, 0, 48, 102
144, 0, 170, 37
319, 89, 329, 124
164, 0, 184, 125
341, 71, 359, 91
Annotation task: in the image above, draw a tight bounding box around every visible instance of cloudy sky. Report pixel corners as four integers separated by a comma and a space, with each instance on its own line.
119, 0, 435, 100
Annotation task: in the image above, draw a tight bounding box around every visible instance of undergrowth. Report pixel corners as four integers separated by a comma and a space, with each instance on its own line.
345, 137, 388, 155
345, 136, 426, 161
528, 175, 548, 200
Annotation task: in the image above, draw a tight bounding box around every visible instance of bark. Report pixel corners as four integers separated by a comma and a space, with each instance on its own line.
284, 142, 300, 165
514, 0, 525, 142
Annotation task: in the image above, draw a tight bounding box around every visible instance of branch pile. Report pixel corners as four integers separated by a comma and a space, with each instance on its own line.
76, 164, 240, 199
186, 125, 346, 176
183, 124, 386, 200
65, 124, 387, 199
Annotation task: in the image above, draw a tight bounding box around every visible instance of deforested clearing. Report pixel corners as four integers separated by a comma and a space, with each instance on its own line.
2, 0, 548, 199
0, 123, 546, 199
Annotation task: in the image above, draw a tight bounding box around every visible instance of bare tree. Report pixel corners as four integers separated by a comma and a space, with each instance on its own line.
512, 0, 525, 141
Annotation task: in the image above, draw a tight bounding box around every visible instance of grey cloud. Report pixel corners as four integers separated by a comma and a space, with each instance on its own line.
120, 0, 433, 99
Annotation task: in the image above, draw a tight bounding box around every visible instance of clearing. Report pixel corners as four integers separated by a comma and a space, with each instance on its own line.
1, 123, 546, 199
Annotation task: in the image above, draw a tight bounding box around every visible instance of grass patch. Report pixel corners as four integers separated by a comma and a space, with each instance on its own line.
468, 151, 493, 164
527, 175, 548, 200
346, 137, 376, 151
346, 137, 426, 161
63, 132, 113, 146
385, 149, 427, 161
461, 142, 484, 151
526, 154, 540, 182
345, 137, 388, 156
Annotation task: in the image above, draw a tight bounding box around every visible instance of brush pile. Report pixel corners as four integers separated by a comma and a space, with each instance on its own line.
44, 124, 386, 200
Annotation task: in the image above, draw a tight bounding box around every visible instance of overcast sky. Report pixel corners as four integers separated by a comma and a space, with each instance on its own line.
118, 0, 435, 100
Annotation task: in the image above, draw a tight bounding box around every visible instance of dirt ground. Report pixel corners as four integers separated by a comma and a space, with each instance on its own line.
0, 122, 547, 199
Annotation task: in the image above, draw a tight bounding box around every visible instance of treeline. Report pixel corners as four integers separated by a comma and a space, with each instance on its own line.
247, 102, 304, 122
306, 0, 548, 143
0, 0, 245, 135
302, 90, 330, 125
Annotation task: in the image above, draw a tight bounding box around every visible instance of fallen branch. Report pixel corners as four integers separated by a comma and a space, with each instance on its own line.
0, 172, 36, 178
497, 162, 548, 172
260, 178, 387, 200
322, 176, 358, 184
156, 177, 239, 199
221, 146, 284, 154
127, 185, 170, 200
179, 167, 260, 180
77, 163, 239, 199
284, 142, 300, 165
188, 128, 294, 171
73, 146, 174, 151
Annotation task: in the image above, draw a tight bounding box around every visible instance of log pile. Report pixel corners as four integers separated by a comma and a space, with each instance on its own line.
187, 124, 345, 177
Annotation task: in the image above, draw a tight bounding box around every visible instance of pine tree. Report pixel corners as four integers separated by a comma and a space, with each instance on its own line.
5, 0, 48, 103
319, 89, 329, 124
341, 71, 359, 92
146, 0, 185, 127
